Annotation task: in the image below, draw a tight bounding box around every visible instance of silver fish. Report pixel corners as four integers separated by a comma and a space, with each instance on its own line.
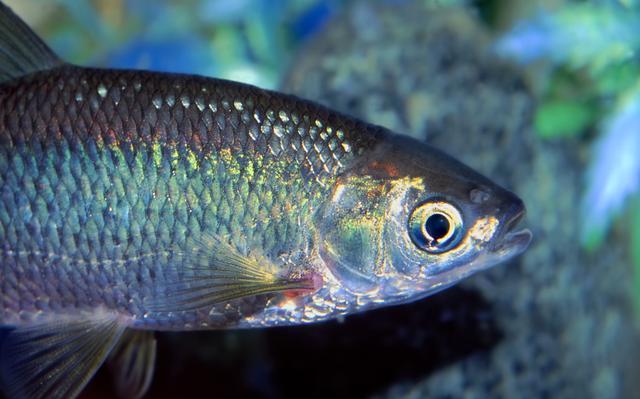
0, 3, 531, 398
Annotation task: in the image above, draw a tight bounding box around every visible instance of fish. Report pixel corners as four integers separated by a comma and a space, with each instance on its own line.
0, 2, 532, 399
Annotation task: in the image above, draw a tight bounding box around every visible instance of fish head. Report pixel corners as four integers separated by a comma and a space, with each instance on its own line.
317, 134, 532, 304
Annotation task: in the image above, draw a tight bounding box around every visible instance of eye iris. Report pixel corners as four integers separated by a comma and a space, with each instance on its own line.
408, 201, 463, 253
425, 213, 450, 241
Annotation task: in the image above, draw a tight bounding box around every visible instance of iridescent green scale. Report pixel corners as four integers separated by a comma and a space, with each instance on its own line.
0, 66, 378, 328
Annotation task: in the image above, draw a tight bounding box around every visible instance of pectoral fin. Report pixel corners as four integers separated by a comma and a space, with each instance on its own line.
0, 316, 125, 399
109, 330, 157, 399
146, 235, 318, 312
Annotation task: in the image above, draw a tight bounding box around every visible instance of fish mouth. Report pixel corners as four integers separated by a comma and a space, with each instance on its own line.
491, 205, 532, 257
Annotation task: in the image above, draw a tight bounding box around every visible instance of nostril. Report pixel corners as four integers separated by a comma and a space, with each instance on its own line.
469, 188, 490, 204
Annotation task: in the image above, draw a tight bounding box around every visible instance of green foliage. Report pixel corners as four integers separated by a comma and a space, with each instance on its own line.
534, 100, 594, 139
593, 62, 640, 96
533, 68, 599, 140
583, 224, 606, 253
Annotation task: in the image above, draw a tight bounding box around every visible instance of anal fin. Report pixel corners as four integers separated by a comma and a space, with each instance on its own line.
109, 330, 157, 399
0, 316, 125, 399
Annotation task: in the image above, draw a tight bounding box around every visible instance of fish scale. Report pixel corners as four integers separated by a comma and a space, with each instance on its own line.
0, 65, 373, 327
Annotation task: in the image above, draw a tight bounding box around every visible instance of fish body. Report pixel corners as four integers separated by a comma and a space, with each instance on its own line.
0, 65, 375, 330
0, 3, 531, 399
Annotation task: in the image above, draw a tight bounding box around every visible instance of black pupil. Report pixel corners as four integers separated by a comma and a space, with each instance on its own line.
425, 213, 450, 241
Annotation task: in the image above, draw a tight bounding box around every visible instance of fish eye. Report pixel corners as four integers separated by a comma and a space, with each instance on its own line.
425, 213, 449, 240
408, 201, 463, 253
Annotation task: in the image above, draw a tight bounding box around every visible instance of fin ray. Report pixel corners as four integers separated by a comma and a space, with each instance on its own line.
0, 2, 62, 83
109, 330, 156, 399
145, 235, 316, 312
0, 316, 125, 399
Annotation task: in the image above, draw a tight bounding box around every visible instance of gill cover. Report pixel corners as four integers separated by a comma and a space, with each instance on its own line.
316, 158, 439, 295
317, 175, 388, 293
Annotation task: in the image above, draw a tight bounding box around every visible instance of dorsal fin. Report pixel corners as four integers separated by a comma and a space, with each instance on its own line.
0, 2, 62, 83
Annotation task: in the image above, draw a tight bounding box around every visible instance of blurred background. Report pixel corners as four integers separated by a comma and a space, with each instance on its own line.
6, 0, 640, 398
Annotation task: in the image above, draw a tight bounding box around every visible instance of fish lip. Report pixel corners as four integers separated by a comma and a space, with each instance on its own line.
497, 228, 533, 254
490, 202, 532, 255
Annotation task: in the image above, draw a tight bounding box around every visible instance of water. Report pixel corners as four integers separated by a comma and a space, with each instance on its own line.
4, 1, 639, 398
